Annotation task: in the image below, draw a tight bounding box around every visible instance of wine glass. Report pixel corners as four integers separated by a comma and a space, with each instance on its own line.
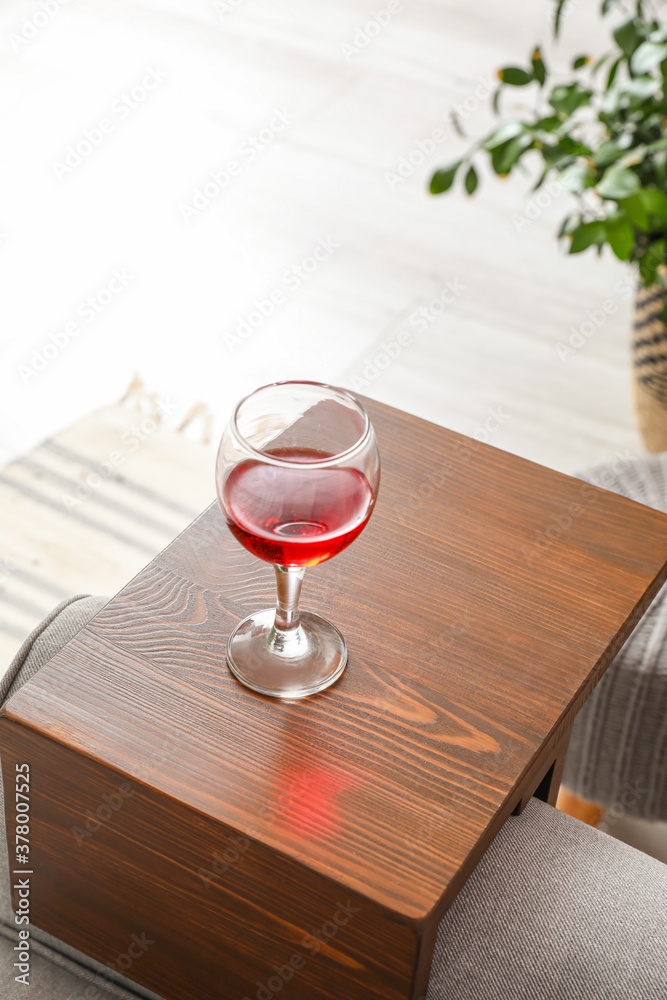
216, 381, 380, 699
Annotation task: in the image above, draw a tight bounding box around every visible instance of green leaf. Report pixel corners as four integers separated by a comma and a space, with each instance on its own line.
541, 136, 591, 166
613, 17, 641, 58
640, 187, 667, 227
592, 53, 611, 76
557, 135, 593, 157
558, 214, 576, 238
631, 41, 667, 73
606, 55, 623, 89
569, 220, 607, 253
532, 48, 547, 85
573, 55, 590, 69
498, 66, 533, 86
596, 164, 641, 198
655, 148, 667, 185
593, 138, 626, 167
482, 120, 525, 150
639, 239, 665, 285
532, 165, 550, 191
430, 162, 461, 194
605, 214, 634, 259
450, 111, 467, 138
533, 114, 562, 132
492, 133, 533, 174
549, 83, 593, 115
618, 148, 647, 171
492, 86, 502, 114
554, 0, 567, 37
464, 164, 478, 195
560, 162, 597, 192
541, 144, 572, 168
619, 193, 649, 230
623, 76, 660, 97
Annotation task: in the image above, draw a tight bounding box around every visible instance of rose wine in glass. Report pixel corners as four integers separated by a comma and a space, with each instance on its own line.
216, 382, 380, 698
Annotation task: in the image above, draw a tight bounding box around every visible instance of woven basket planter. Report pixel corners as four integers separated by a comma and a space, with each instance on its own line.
633, 279, 667, 453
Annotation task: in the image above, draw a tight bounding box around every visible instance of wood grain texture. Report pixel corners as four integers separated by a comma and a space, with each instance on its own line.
1, 722, 413, 1000
3, 396, 667, 1000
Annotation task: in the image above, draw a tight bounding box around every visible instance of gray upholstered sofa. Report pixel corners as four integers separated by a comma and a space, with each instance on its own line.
562, 453, 667, 824
1, 596, 666, 999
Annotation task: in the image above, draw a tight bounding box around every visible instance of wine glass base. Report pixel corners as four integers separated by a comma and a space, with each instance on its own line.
226, 609, 347, 699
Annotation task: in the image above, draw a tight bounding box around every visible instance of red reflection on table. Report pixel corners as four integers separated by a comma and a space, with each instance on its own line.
272, 764, 356, 840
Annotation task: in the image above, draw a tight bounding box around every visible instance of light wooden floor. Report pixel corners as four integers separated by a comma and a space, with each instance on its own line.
0, 0, 640, 475
0, 0, 662, 858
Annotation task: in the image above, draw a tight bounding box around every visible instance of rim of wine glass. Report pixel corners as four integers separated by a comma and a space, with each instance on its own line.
229, 380, 373, 469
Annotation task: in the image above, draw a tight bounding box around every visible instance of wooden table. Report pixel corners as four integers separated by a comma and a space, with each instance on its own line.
3, 397, 667, 1000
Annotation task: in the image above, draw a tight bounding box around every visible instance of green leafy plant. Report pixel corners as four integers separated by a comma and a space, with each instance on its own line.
431, 0, 667, 296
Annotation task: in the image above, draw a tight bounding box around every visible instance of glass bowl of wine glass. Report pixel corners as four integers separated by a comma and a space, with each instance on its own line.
215, 381, 380, 699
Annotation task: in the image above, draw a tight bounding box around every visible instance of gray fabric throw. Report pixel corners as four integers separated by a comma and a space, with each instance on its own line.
563, 452, 667, 820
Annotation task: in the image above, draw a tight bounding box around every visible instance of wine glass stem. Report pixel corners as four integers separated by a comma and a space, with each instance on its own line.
274, 565, 304, 632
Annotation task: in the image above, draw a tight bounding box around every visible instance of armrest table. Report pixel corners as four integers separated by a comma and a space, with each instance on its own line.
3, 398, 667, 1000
